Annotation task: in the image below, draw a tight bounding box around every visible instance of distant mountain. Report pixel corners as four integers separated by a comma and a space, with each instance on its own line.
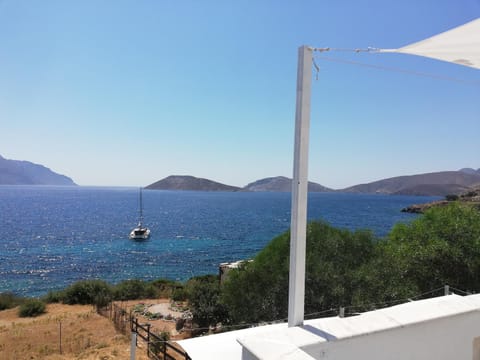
340, 171, 480, 196
459, 168, 480, 175
146, 170, 480, 196
244, 176, 333, 192
146, 175, 242, 191
0, 155, 76, 186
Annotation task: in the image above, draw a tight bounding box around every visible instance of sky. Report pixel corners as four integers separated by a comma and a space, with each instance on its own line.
0, 0, 479, 188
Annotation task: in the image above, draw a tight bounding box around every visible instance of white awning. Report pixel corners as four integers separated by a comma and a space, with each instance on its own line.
380, 17, 480, 70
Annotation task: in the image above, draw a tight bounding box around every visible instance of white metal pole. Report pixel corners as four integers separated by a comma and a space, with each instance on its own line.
288, 45, 313, 327
130, 332, 137, 360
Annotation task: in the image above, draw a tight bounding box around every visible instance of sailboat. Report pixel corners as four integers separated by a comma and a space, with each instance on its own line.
129, 188, 151, 240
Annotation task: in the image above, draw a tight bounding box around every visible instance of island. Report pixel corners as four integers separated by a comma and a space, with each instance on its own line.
146, 175, 243, 191
0, 155, 76, 186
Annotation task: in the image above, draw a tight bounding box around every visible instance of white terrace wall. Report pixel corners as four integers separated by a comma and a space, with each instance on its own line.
302, 310, 480, 360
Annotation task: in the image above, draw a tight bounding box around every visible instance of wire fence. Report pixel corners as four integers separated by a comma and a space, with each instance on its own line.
97, 284, 473, 356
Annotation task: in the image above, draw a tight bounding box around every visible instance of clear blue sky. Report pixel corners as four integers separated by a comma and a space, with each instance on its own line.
1, 1, 479, 188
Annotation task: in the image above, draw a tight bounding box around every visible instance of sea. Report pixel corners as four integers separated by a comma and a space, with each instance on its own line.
0, 186, 439, 297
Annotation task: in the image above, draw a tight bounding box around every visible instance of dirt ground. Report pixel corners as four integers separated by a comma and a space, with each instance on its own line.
0, 303, 150, 360
114, 298, 191, 341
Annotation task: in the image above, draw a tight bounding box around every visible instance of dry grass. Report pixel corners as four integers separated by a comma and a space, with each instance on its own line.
0, 303, 149, 360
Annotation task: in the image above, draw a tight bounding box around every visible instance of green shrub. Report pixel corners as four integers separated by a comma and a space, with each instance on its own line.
150, 278, 180, 297
385, 202, 480, 293
18, 299, 46, 317
176, 318, 185, 331
148, 331, 170, 355
62, 279, 112, 306
221, 222, 377, 324
113, 279, 158, 300
463, 191, 478, 198
0, 292, 23, 311
42, 290, 64, 304
186, 274, 227, 329
171, 287, 188, 301
445, 194, 459, 201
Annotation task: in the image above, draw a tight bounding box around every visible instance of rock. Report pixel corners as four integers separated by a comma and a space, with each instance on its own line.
401, 200, 451, 213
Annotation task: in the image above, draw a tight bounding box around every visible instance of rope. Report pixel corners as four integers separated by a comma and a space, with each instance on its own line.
312, 54, 480, 86
408, 286, 446, 299
448, 285, 473, 295
312, 56, 320, 80
344, 286, 448, 313
140, 284, 474, 340
187, 285, 474, 336
311, 47, 380, 53
305, 307, 337, 318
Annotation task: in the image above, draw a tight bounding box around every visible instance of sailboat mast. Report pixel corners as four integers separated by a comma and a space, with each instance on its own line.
139, 188, 143, 224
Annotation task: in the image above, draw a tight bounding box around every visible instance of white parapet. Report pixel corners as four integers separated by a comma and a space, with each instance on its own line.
179, 293, 480, 360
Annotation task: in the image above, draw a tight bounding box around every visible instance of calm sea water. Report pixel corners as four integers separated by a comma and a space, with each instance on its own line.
0, 186, 438, 297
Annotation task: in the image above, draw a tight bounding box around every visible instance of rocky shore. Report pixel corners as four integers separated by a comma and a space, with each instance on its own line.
401, 200, 449, 213
401, 187, 480, 214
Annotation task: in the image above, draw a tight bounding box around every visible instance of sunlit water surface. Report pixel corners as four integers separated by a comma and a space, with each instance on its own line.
0, 186, 437, 296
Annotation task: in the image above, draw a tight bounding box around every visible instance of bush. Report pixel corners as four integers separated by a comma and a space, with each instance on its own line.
445, 194, 459, 201
150, 278, 180, 297
42, 290, 64, 304
385, 202, 480, 293
18, 299, 46, 317
186, 275, 227, 329
221, 222, 377, 324
113, 279, 158, 300
176, 318, 185, 331
62, 279, 112, 306
149, 331, 170, 355
0, 292, 23, 310
172, 287, 188, 301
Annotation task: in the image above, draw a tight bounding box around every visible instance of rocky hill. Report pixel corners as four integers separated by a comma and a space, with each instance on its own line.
0, 155, 76, 185
459, 168, 480, 176
244, 176, 333, 192
340, 171, 480, 196
402, 186, 480, 213
146, 169, 480, 196
146, 175, 242, 191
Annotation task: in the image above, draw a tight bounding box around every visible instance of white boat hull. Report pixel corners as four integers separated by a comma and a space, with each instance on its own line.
129, 227, 151, 240
130, 188, 151, 240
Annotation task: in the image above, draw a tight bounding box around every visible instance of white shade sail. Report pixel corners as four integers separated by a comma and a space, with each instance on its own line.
380, 17, 480, 70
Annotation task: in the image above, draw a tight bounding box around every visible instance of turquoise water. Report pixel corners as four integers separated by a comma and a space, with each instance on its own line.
0, 186, 437, 297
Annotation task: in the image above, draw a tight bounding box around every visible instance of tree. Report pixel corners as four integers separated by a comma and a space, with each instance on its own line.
383, 203, 480, 293
221, 221, 377, 324
186, 275, 227, 329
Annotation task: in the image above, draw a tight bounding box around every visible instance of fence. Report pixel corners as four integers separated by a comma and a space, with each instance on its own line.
98, 303, 191, 360
131, 317, 192, 360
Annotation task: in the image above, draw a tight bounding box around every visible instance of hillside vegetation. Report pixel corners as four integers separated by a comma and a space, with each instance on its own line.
219, 202, 480, 324
402, 186, 480, 213
2, 203, 480, 342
